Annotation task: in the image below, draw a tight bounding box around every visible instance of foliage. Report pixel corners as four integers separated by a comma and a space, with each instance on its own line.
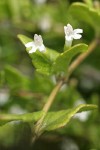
0, 0, 100, 150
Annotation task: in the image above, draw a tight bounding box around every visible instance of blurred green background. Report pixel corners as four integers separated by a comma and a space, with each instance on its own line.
0, 0, 100, 150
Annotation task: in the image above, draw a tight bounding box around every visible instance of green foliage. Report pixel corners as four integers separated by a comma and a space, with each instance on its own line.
18, 34, 60, 75
53, 44, 88, 73
0, 0, 100, 149
69, 2, 100, 32
0, 104, 97, 131
18, 34, 88, 75
0, 122, 31, 148
4, 65, 54, 94
4, 65, 30, 91
41, 104, 97, 131
84, 0, 93, 7
0, 111, 44, 126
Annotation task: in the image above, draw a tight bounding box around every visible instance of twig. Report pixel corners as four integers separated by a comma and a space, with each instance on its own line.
42, 80, 64, 112
32, 37, 99, 143
31, 80, 64, 143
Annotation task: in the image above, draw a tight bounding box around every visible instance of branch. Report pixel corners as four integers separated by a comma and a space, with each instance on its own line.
32, 37, 99, 143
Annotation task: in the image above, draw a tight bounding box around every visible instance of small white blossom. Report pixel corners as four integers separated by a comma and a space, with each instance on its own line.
25, 34, 46, 53
34, 0, 46, 5
64, 23, 83, 47
9, 105, 27, 114
0, 89, 9, 106
38, 15, 52, 32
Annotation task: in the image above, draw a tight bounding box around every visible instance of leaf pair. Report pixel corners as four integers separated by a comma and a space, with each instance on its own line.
0, 104, 97, 132
18, 34, 88, 75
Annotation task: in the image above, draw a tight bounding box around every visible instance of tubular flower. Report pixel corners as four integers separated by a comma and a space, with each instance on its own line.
64, 24, 83, 47
25, 34, 46, 53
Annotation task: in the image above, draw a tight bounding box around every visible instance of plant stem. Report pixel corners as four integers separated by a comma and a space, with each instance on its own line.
32, 37, 99, 143
42, 38, 98, 115
31, 80, 64, 143
43, 80, 64, 112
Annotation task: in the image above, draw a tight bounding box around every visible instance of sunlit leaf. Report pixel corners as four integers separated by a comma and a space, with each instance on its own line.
17, 34, 32, 46
0, 111, 44, 126
69, 2, 100, 32
84, 0, 93, 7
18, 34, 60, 75
41, 104, 97, 131
52, 44, 88, 73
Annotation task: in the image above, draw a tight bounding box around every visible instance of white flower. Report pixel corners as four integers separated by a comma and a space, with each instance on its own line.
64, 24, 83, 47
0, 89, 9, 106
38, 15, 52, 32
25, 34, 46, 53
9, 105, 27, 114
34, 0, 46, 5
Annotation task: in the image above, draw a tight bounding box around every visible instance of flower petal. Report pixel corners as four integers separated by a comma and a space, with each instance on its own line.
67, 24, 73, 31
64, 24, 73, 35
39, 44, 46, 52
25, 42, 34, 48
34, 34, 43, 46
29, 46, 36, 53
74, 29, 83, 34
73, 34, 82, 39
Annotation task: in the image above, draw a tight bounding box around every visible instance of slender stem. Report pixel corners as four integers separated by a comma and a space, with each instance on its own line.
32, 37, 99, 143
43, 38, 98, 114
43, 80, 63, 112
31, 80, 64, 143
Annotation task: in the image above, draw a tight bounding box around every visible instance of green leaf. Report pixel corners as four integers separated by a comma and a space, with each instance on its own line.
18, 34, 60, 75
31, 51, 52, 75
18, 34, 51, 75
18, 35, 88, 75
69, 2, 100, 32
52, 44, 88, 73
4, 65, 30, 91
84, 0, 93, 7
17, 34, 32, 46
31, 48, 59, 75
0, 104, 97, 131
41, 104, 97, 131
45, 48, 60, 62
0, 111, 44, 126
